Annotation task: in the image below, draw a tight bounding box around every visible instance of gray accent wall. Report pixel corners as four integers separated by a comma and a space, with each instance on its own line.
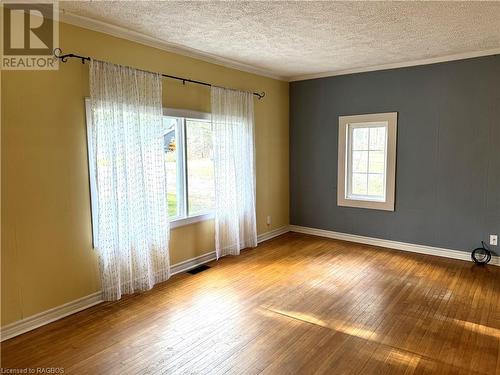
290, 55, 500, 253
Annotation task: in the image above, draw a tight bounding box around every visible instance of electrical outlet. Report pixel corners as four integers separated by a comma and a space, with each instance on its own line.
266, 215, 271, 225
490, 235, 498, 246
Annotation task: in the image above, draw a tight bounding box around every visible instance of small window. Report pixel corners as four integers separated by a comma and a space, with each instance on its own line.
338, 112, 397, 211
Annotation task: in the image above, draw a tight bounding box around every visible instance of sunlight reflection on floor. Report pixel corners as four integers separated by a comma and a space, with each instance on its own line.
383, 347, 421, 370
261, 307, 377, 341
451, 318, 500, 339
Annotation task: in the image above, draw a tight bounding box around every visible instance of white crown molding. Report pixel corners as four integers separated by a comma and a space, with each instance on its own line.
58, 10, 286, 81
0, 226, 289, 341
289, 48, 500, 82
289, 225, 499, 267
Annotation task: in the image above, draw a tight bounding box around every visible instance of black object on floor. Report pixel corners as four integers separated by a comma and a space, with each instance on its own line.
471, 241, 492, 265
186, 265, 211, 274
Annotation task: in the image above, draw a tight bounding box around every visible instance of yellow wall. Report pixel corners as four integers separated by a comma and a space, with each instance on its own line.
1, 21, 289, 326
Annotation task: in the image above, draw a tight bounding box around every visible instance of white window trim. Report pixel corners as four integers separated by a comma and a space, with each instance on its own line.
163, 116, 186, 222
337, 112, 397, 211
170, 212, 215, 229
164, 108, 211, 121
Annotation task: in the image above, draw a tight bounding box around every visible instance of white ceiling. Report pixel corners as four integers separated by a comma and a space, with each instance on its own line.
59, 1, 500, 81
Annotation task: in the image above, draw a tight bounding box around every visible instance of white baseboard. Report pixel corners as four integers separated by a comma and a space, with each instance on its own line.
289, 225, 499, 267
257, 225, 289, 243
170, 251, 217, 275
0, 291, 103, 342
1, 226, 289, 342
150, 225, 289, 276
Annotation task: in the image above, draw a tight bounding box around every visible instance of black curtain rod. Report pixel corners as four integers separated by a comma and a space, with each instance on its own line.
53, 49, 265, 99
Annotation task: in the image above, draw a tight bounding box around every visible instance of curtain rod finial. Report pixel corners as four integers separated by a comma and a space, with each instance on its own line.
53, 48, 66, 62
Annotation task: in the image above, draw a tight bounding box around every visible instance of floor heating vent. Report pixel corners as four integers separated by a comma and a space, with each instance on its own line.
186, 265, 211, 275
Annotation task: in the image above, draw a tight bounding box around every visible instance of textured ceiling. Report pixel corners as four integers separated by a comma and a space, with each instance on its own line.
60, 1, 500, 80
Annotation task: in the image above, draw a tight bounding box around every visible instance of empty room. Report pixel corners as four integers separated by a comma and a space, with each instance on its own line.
1, 1, 499, 374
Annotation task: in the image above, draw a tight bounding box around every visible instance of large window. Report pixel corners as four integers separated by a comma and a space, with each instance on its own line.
163, 109, 215, 226
85, 101, 214, 243
337, 112, 397, 211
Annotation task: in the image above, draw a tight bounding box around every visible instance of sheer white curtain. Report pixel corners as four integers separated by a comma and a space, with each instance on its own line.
89, 59, 170, 301
211, 87, 257, 259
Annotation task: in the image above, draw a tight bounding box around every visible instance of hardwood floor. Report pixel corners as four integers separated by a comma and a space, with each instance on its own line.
2, 233, 499, 374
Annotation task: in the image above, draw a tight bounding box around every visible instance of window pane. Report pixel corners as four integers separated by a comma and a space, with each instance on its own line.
163, 117, 178, 218
352, 151, 368, 173
186, 119, 214, 215
369, 126, 386, 151
351, 173, 368, 195
368, 174, 384, 197
352, 127, 368, 150
368, 151, 385, 173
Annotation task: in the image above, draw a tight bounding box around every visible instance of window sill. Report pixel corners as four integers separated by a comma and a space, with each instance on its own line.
338, 197, 394, 211
170, 212, 214, 229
